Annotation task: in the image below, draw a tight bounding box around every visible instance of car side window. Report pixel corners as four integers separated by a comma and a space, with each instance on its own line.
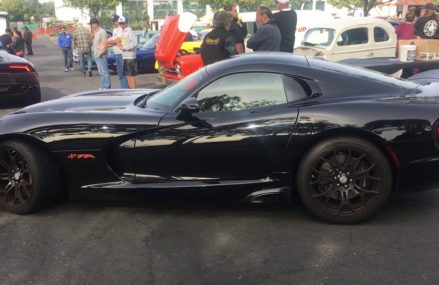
374, 27, 389, 42
196, 73, 287, 112
337, 28, 369, 46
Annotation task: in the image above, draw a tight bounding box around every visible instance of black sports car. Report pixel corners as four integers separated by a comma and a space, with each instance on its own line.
0, 42, 41, 106
1, 53, 439, 223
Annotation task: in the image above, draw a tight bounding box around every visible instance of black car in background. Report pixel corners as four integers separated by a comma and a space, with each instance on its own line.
0, 42, 40, 106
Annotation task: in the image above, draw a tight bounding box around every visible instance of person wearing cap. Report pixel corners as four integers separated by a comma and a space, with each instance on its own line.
116, 16, 138, 89
105, 15, 129, 88
224, 4, 246, 54
201, 10, 236, 65
247, 5, 281, 52
58, 26, 74, 72
414, 3, 438, 39
273, 0, 297, 52
73, 23, 93, 77
89, 18, 111, 89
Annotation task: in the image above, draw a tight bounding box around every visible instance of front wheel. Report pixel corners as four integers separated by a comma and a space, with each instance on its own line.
0, 140, 60, 214
297, 137, 392, 224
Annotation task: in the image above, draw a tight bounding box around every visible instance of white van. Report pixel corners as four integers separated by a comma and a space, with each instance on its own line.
0, 12, 8, 35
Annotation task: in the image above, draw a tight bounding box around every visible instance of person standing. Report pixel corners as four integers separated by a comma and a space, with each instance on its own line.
11, 30, 25, 57
23, 27, 33, 55
224, 4, 245, 54
73, 23, 93, 77
0, 28, 15, 54
105, 15, 129, 88
90, 18, 111, 89
201, 11, 236, 65
414, 3, 438, 39
117, 16, 138, 89
58, 27, 74, 71
273, 0, 297, 52
396, 13, 417, 40
247, 5, 281, 52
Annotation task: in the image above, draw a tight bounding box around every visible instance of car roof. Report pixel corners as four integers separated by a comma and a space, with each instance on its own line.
312, 17, 394, 30
206, 53, 310, 76
0, 50, 30, 64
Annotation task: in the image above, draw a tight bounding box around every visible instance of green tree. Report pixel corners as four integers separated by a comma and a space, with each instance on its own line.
0, 0, 55, 22
38, 2, 56, 18
63, 0, 127, 17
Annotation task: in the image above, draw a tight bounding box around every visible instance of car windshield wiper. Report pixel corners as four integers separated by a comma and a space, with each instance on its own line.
142, 91, 160, 108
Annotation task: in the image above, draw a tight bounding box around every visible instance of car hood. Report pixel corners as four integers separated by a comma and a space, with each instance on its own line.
155, 12, 197, 68
12, 89, 159, 114
294, 46, 327, 57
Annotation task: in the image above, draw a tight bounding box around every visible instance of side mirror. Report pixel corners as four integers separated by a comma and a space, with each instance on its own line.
179, 97, 200, 114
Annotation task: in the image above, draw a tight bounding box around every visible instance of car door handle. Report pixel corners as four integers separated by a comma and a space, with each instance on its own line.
367, 52, 374, 57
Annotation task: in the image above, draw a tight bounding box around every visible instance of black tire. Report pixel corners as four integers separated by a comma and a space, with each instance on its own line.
297, 136, 392, 224
0, 140, 60, 214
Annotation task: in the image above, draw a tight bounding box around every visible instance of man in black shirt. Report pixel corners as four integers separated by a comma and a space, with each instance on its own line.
23, 27, 33, 55
273, 0, 297, 53
414, 3, 438, 39
201, 11, 236, 65
224, 4, 246, 54
0, 28, 15, 54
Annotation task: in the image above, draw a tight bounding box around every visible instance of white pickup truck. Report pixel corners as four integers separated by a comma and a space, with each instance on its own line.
294, 17, 397, 61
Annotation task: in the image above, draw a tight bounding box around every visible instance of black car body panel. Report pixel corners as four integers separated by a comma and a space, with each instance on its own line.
1, 54, 439, 202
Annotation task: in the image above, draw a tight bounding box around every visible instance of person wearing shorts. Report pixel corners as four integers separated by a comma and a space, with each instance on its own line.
117, 16, 138, 89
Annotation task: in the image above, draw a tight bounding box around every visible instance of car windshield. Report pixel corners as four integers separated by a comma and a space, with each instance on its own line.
303, 28, 335, 46
145, 68, 208, 111
142, 34, 160, 49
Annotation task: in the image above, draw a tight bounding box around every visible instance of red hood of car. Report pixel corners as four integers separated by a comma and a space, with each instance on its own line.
155, 12, 197, 69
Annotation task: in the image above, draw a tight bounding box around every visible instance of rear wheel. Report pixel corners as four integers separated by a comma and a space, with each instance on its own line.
0, 140, 60, 214
297, 137, 392, 224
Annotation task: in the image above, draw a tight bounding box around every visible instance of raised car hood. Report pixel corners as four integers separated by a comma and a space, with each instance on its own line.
294, 46, 327, 57
155, 12, 197, 68
14, 89, 158, 114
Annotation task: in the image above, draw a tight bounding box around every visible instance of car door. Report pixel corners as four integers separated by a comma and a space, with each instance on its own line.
132, 72, 304, 183
330, 26, 372, 61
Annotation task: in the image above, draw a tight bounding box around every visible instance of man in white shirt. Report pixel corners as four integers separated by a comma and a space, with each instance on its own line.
116, 16, 138, 89
106, 15, 128, 88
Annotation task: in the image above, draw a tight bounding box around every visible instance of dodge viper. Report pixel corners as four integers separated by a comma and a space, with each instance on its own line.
1, 53, 439, 223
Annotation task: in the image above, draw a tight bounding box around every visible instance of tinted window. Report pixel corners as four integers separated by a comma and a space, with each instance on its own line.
309, 59, 419, 90
146, 68, 208, 111
374, 27, 389, 42
197, 73, 287, 112
337, 28, 368, 46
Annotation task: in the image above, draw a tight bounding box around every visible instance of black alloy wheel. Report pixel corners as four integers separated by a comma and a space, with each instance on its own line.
297, 137, 392, 224
0, 146, 33, 207
0, 140, 60, 214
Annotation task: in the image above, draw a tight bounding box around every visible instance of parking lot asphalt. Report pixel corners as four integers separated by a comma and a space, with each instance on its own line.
2, 37, 439, 285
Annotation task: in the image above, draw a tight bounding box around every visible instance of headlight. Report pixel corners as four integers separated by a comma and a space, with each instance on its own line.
175, 64, 182, 77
